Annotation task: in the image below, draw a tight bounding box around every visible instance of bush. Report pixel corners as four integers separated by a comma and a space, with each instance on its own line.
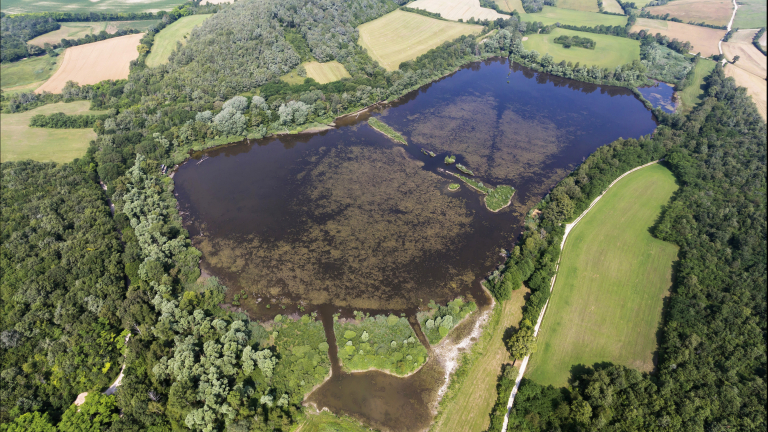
418, 298, 477, 344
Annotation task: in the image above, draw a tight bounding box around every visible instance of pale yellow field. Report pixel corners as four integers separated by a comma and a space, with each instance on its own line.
725, 64, 767, 121
557, 0, 600, 12
631, 18, 725, 56
408, 0, 507, 21
602, 0, 624, 13
0, 101, 105, 163
645, 0, 733, 26
36, 33, 143, 93
493, 0, 527, 13
305, 61, 351, 83
722, 29, 767, 79
358, 10, 483, 71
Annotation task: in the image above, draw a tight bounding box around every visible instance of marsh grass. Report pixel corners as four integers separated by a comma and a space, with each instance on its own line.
368, 117, 407, 144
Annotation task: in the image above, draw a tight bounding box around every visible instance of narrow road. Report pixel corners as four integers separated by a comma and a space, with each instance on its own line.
719, 0, 740, 64
500, 160, 660, 432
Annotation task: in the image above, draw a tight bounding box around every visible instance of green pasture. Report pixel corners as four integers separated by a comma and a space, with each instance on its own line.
1, 0, 184, 14
555, 0, 601, 12
493, 0, 527, 13
733, 0, 767, 28
523, 28, 640, 68
521, 6, 627, 27
146, 14, 211, 67
0, 101, 106, 164
677, 58, 717, 113
27, 20, 161, 47
526, 163, 679, 387
0, 55, 63, 93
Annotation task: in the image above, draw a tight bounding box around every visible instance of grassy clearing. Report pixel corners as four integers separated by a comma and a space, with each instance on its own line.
733, 0, 767, 28
526, 164, 679, 387
631, 18, 725, 57
602, 0, 624, 13
334, 313, 428, 376
521, 6, 626, 26
645, 0, 733, 27
28, 21, 161, 47
417, 298, 477, 345
146, 15, 210, 67
367, 117, 407, 144
1, 0, 183, 14
677, 58, 716, 113
296, 411, 371, 432
0, 55, 63, 90
357, 10, 482, 71
555, 0, 601, 12
0, 101, 106, 164
408, 0, 508, 21
493, 0, 527, 13
432, 288, 529, 432
281, 61, 351, 84
523, 28, 640, 68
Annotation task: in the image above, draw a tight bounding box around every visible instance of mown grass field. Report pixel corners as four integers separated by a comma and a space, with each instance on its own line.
0, 101, 105, 164
146, 14, 210, 67
677, 58, 716, 113
282, 61, 351, 84
555, 0, 600, 12
357, 10, 482, 71
733, 0, 767, 29
522, 28, 640, 68
28, 20, 161, 47
408, 0, 507, 21
526, 164, 679, 387
433, 288, 529, 432
1, 0, 183, 14
645, 0, 733, 27
602, 0, 624, 13
493, 0, 527, 13
521, 6, 626, 27
631, 18, 725, 57
0, 55, 63, 92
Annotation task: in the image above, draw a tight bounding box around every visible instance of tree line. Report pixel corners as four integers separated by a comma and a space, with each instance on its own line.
29, 112, 110, 128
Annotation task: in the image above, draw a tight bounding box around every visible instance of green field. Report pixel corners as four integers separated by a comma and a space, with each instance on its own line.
28, 20, 161, 47
526, 164, 679, 387
555, 0, 601, 12
733, 0, 767, 28
296, 411, 370, 432
358, 9, 483, 71
282, 61, 351, 84
146, 14, 211, 67
522, 28, 640, 68
1, 0, 183, 14
521, 6, 627, 27
493, 0, 527, 13
0, 102, 105, 164
0, 55, 63, 92
677, 58, 717, 113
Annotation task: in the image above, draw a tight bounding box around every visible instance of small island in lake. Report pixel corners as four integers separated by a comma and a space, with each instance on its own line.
444, 155, 456, 164
368, 117, 407, 145
456, 163, 474, 176
448, 183, 460, 191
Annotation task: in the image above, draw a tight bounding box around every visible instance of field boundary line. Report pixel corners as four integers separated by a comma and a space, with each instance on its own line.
719, 0, 739, 62
499, 159, 660, 432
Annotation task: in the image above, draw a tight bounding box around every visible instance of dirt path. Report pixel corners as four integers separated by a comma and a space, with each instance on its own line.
718, 0, 739, 62
499, 160, 660, 432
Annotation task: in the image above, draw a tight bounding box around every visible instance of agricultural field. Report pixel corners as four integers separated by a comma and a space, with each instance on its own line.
492, 0, 527, 13
0, 0, 184, 14
722, 29, 767, 78
282, 61, 351, 84
644, 0, 733, 27
0, 55, 63, 93
0, 101, 105, 164
408, 0, 507, 21
36, 33, 144, 93
631, 18, 725, 56
522, 28, 640, 68
432, 289, 529, 432
520, 6, 627, 27
724, 63, 767, 120
676, 58, 716, 112
27, 20, 160, 47
146, 14, 211, 67
357, 10, 482, 71
602, 0, 624, 13
555, 0, 600, 13
526, 164, 679, 387
732, 0, 767, 29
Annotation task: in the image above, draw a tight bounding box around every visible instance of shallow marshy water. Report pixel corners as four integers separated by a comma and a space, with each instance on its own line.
174, 58, 658, 431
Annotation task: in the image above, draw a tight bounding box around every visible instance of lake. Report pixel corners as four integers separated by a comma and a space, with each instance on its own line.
174, 58, 658, 431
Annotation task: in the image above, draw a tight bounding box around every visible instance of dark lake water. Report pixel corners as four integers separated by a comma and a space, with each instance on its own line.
174, 58, 658, 431
637, 81, 677, 113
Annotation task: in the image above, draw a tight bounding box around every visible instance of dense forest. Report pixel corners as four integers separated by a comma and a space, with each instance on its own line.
0, 14, 60, 62
1, 0, 766, 429
487, 66, 766, 431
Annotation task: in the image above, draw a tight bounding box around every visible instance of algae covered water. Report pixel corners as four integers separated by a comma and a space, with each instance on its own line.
173, 58, 658, 431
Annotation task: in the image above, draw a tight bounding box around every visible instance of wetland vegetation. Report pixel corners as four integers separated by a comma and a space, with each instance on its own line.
417, 298, 477, 345
367, 117, 407, 144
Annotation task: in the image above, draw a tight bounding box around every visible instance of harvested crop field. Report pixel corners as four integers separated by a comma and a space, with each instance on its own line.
722, 29, 767, 79
522, 28, 640, 68
732, 0, 767, 29
555, 0, 600, 12
28, 21, 160, 47
724, 64, 767, 120
631, 18, 725, 57
282, 61, 351, 84
0, 101, 105, 163
602, 0, 624, 13
407, 0, 507, 21
1, 0, 183, 14
35, 33, 144, 94
358, 10, 482, 71
146, 14, 210, 67
644, 0, 733, 27
520, 6, 626, 27
526, 164, 679, 387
